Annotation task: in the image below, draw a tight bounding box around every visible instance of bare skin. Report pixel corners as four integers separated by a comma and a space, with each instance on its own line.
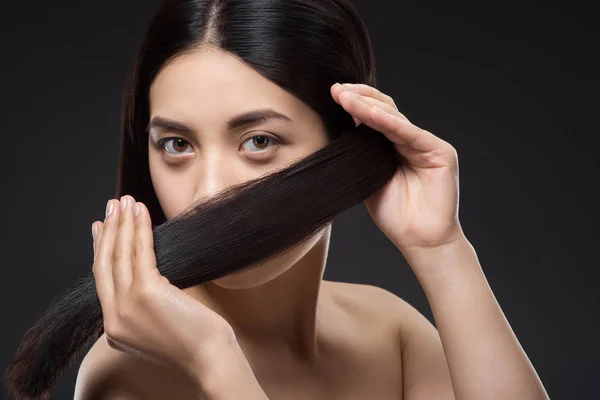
75, 43, 460, 399
78, 42, 548, 399
76, 278, 416, 399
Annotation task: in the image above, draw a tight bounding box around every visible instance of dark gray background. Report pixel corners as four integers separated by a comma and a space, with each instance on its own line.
1, 0, 598, 399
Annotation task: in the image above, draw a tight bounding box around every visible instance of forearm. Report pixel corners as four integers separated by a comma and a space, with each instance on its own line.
402, 236, 549, 400
187, 340, 269, 400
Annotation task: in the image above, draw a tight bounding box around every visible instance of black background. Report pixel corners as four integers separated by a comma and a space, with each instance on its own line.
0, 0, 598, 398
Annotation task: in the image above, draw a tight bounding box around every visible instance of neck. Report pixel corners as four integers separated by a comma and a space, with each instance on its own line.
186, 225, 332, 364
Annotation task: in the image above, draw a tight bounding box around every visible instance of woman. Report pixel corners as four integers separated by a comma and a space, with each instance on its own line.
57, 0, 547, 399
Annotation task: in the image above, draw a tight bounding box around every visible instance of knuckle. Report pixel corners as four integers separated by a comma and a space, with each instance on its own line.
113, 247, 127, 262
116, 303, 134, 323
132, 240, 146, 258
440, 140, 457, 155
118, 212, 127, 227
158, 274, 170, 286
449, 147, 459, 163
420, 151, 438, 165
103, 319, 124, 342
130, 281, 154, 305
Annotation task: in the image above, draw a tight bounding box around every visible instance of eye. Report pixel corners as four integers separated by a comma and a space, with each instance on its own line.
151, 134, 282, 158
153, 137, 193, 155
240, 135, 280, 153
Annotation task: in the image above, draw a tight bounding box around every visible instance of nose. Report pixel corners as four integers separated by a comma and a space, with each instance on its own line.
192, 149, 241, 202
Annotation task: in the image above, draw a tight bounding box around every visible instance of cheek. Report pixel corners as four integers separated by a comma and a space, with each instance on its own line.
149, 163, 197, 220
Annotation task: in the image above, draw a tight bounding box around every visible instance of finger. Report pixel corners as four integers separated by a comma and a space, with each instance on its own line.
338, 90, 441, 153
132, 201, 158, 281
92, 222, 98, 258
370, 106, 445, 156
346, 92, 403, 119
113, 195, 134, 295
331, 83, 400, 113
330, 84, 409, 129
93, 199, 119, 308
330, 82, 350, 106
92, 221, 105, 261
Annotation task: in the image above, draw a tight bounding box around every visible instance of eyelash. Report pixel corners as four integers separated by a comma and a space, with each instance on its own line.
152, 134, 283, 158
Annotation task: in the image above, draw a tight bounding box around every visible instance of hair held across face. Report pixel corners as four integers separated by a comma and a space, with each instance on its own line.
4, 0, 401, 398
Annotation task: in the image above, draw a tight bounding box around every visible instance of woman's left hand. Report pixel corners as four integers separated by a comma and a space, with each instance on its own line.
91, 196, 238, 379
331, 83, 465, 254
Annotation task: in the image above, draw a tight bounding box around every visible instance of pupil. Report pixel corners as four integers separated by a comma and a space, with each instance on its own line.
174, 139, 186, 151
255, 136, 268, 147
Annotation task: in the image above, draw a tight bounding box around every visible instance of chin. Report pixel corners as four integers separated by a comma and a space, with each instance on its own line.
209, 226, 330, 290
210, 261, 293, 289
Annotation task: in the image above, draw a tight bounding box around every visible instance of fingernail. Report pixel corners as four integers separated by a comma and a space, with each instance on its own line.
342, 83, 358, 91
120, 196, 128, 211
91, 223, 98, 240
133, 203, 140, 217
105, 200, 113, 217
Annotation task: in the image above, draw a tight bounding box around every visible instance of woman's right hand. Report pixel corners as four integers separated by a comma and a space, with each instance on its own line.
91, 195, 239, 381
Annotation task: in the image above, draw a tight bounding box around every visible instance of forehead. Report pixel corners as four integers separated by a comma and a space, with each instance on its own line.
148, 48, 317, 126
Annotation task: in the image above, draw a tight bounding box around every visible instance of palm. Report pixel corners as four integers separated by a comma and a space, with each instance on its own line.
364, 146, 460, 251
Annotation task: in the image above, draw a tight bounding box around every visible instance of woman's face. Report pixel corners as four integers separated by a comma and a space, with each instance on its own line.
148, 46, 330, 289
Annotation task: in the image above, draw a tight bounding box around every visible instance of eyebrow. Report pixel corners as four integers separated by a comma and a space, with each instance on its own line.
146, 108, 294, 135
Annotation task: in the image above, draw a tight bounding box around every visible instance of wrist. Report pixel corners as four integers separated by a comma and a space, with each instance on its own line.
401, 235, 477, 283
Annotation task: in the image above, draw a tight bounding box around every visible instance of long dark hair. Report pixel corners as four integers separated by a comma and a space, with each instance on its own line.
4, 0, 400, 398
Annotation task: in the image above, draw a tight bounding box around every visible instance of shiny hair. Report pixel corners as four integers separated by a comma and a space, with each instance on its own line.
4, 0, 399, 398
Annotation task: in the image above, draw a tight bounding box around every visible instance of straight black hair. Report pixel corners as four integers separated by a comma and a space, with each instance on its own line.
4, 0, 400, 398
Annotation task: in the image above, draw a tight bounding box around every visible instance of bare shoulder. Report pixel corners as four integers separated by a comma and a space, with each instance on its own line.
323, 280, 437, 346
323, 280, 454, 398
324, 280, 417, 320
74, 333, 202, 400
